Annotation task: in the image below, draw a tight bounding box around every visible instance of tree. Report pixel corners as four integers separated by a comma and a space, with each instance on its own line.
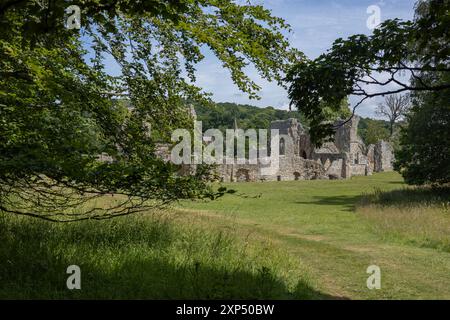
320, 97, 352, 123
360, 120, 390, 145
194, 102, 304, 133
0, 0, 299, 221
394, 73, 450, 185
286, 0, 450, 146
376, 94, 411, 136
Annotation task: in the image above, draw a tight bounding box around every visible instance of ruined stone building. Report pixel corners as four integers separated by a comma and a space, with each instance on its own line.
155, 106, 394, 182
216, 116, 394, 182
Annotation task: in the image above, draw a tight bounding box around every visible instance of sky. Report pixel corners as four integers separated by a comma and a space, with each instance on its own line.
191, 0, 416, 118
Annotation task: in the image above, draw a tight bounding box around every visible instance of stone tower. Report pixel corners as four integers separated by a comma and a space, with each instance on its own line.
270, 118, 305, 157
334, 115, 365, 164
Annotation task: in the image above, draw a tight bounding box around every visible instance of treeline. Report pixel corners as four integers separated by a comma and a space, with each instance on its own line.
195, 102, 304, 132
195, 102, 390, 146
358, 117, 392, 146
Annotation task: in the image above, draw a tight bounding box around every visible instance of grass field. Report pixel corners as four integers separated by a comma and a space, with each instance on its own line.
181, 172, 450, 299
0, 212, 315, 299
1, 172, 449, 299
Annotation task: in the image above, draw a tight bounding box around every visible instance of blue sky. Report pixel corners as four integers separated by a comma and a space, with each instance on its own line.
192, 0, 416, 118
94, 0, 416, 118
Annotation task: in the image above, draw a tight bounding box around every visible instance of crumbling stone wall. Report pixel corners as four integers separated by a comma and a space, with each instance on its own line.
214, 116, 394, 182
214, 156, 326, 182
374, 140, 394, 172
155, 113, 394, 183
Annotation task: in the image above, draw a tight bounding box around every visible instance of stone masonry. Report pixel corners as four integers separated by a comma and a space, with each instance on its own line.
215, 116, 394, 182
157, 111, 395, 182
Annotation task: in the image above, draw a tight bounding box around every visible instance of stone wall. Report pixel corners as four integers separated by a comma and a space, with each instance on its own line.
276, 156, 326, 181
374, 140, 394, 172
215, 155, 326, 182
325, 159, 344, 179
218, 163, 261, 182
350, 164, 368, 176
154, 113, 395, 183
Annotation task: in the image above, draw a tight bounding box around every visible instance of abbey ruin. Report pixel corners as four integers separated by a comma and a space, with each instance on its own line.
155, 107, 395, 182
215, 116, 394, 182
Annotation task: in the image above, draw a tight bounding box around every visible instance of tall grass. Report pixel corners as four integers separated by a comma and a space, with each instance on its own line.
0, 211, 320, 299
357, 186, 450, 252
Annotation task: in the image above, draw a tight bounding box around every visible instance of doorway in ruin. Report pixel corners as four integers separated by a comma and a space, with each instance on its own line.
294, 172, 301, 180
235, 169, 250, 182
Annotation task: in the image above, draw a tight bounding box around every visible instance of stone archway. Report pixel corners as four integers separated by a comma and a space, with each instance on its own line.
236, 169, 250, 182
293, 172, 301, 180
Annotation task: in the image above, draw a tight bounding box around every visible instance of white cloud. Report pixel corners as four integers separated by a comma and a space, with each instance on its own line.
191, 0, 416, 117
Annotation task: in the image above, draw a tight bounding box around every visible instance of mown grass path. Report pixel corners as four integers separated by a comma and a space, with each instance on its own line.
181, 172, 450, 299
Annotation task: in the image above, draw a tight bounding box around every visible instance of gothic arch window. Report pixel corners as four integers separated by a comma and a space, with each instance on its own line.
279, 138, 285, 155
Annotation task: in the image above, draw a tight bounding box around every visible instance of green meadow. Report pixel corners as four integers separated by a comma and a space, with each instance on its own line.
182, 172, 450, 299
1, 172, 449, 299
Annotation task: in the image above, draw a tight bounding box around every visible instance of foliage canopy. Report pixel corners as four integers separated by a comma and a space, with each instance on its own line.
395, 73, 450, 185
0, 0, 298, 221
287, 0, 450, 146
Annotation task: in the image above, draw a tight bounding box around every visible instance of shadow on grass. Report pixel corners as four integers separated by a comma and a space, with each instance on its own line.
295, 186, 450, 212
360, 186, 450, 208
294, 195, 362, 212
0, 214, 344, 300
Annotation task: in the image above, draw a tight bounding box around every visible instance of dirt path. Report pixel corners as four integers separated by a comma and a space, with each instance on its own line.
176, 208, 450, 299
